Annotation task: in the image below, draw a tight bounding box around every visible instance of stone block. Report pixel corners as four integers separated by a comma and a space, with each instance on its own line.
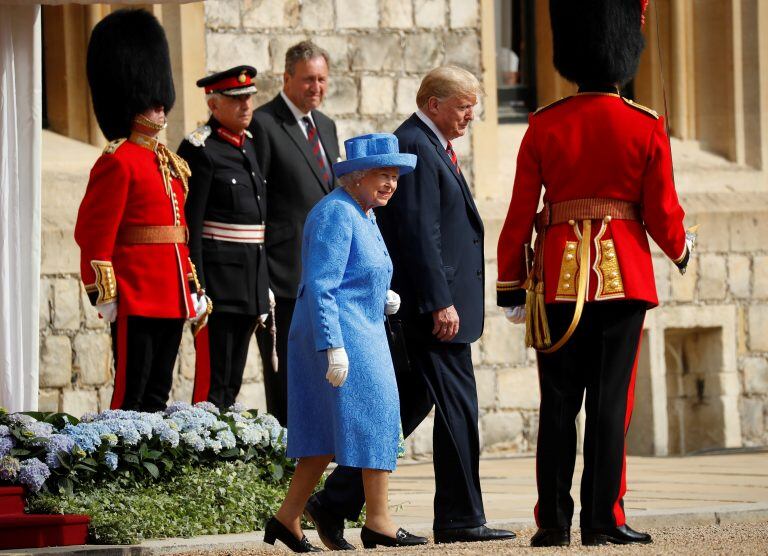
335, 118, 377, 146
53, 278, 81, 331
73, 333, 112, 386
414, 0, 446, 28
300, 0, 334, 30
41, 229, 80, 275
396, 77, 420, 115
242, 336, 264, 381
743, 357, 768, 395
475, 368, 496, 409
61, 389, 98, 417
40, 335, 72, 388
480, 316, 527, 366
753, 256, 768, 299
207, 33, 270, 75
253, 75, 284, 109
313, 36, 349, 72
484, 259, 499, 311
671, 254, 697, 301
98, 386, 114, 412
739, 398, 765, 440
404, 33, 442, 73
38, 390, 60, 413
470, 340, 481, 367
39, 278, 51, 330
653, 255, 670, 303
450, 0, 478, 28
336, 0, 379, 29
80, 283, 105, 330
691, 212, 729, 253
498, 367, 540, 410
237, 381, 268, 414
697, 254, 727, 300
524, 412, 539, 449
444, 32, 481, 71
730, 212, 768, 253
360, 76, 395, 115
350, 34, 402, 72
178, 327, 196, 381
171, 379, 194, 407
381, 0, 413, 28
748, 305, 768, 352
270, 35, 307, 74
205, 0, 240, 29
728, 255, 751, 299
481, 411, 524, 449
323, 76, 359, 117
242, 0, 299, 28
407, 414, 434, 458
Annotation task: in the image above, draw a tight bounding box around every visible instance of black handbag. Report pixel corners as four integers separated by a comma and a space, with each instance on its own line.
385, 315, 411, 376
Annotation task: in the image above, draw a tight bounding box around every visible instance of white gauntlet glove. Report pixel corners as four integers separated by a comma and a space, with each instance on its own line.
326, 347, 349, 387
385, 290, 401, 315
190, 292, 210, 324
504, 306, 526, 324
97, 301, 118, 323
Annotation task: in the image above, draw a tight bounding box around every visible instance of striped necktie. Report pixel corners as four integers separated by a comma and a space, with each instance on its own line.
302, 116, 331, 185
446, 141, 461, 174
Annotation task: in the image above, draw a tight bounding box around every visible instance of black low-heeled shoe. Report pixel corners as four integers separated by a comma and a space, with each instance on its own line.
360, 525, 428, 548
263, 517, 323, 552
581, 524, 652, 546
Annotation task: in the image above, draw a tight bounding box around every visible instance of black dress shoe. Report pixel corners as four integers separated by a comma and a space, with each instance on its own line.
530, 527, 570, 547
581, 524, 652, 545
303, 494, 355, 550
360, 526, 428, 549
434, 525, 517, 544
263, 517, 323, 552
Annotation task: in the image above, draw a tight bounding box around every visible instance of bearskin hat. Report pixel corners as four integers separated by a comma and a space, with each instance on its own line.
549, 0, 646, 87
87, 9, 175, 141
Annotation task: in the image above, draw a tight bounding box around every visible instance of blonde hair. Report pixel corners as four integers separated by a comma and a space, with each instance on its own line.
416, 66, 482, 109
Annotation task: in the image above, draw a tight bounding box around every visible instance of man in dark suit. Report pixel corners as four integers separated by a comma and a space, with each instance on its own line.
305, 66, 516, 549
179, 66, 269, 409
249, 41, 340, 426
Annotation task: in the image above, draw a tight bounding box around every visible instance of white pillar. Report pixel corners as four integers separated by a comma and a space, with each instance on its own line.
0, 4, 42, 412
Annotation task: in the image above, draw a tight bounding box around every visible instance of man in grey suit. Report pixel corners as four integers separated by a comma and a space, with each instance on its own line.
249, 40, 340, 426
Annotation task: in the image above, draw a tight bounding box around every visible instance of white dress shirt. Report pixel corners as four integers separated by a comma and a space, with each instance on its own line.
416, 109, 449, 150
280, 90, 332, 171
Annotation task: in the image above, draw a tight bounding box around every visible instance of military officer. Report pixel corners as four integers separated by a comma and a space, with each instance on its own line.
75, 9, 207, 412
497, 0, 694, 548
179, 66, 270, 409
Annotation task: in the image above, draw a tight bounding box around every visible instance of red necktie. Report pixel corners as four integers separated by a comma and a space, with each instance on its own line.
446, 141, 461, 174
302, 116, 331, 185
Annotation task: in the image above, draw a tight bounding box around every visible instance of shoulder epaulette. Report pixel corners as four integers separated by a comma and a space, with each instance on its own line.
185, 124, 212, 147
102, 138, 126, 155
621, 97, 659, 119
533, 96, 573, 116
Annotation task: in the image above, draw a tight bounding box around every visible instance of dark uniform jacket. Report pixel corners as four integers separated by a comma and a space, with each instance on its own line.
376, 114, 485, 345
248, 94, 340, 299
178, 117, 269, 316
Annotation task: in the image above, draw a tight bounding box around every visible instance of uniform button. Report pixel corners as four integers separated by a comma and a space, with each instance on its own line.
257, 195, 261, 200
242, 149, 246, 154
251, 172, 255, 177
567, 244, 575, 252
473, 238, 479, 245
606, 241, 614, 247
231, 178, 236, 184
563, 283, 571, 289
612, 280, 620, 287
568, 219, 575, 226
611, 271, 618, 278
604, 215, 613, 223
476, 270, 482, 277
566, 254, 574, 261
259, 245, 263, 250
565, 273, 571, 279
263, 179, 267, 185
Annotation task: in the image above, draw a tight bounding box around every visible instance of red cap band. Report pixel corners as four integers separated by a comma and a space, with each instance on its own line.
204, 72, 253, 94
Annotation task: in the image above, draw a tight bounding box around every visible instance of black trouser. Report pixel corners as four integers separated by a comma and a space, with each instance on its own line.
195, 311, 260, 409
317, 330, 486, 531
110, 316, 184, 412
255, 296, 294, 426
535, 300, 646, 530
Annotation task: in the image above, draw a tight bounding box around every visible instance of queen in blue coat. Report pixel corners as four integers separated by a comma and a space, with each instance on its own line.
264, 134, 428, 552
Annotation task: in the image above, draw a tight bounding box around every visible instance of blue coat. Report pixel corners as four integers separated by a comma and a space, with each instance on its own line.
286, 188, 400, 471
376, 114, 485, 344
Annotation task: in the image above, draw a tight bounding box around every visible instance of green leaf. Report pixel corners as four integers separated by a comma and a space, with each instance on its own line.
143, 462, 160, 479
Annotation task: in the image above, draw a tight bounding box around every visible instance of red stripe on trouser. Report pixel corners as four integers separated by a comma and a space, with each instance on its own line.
110, 315, 129, 409
612, 326, 644, 526
192, 326, 211, 403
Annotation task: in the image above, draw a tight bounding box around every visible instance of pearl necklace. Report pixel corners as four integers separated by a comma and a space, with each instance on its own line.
343, 186, 372, 216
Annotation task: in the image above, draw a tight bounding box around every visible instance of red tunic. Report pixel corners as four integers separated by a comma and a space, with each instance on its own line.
497, 93, 687, 307
75, 137, 195, 318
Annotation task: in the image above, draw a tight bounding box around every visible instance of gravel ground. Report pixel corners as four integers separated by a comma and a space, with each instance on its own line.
178, 522, 768, 556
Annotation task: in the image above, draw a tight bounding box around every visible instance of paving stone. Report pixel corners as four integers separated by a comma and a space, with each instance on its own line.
73, 333, 112, 386
360, 76, 395, 115
61, 389, 98, 417
53, 278, 81, 331
380, 0, 413, 28
414, 0, 446, 28
336, 0, 379, 29
40, 335, 72, 388
242, 0, 299, 28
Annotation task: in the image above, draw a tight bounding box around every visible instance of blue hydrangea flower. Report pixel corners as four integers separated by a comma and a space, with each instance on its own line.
180, 431, 205, 452
164, 401, 193, 415
18, 458, 51, 493
7, 414, 35, 426
45, 434, 76, 469
0, 456, 20, 481
0, 425, 10, 436
24, 421, 55, 446
0, 435, 14, 458
157, 424, 180, 448
104, 452, 118, 471
194, 401, 220, 415
216, 429, 237, 450
63, 423, 104, 453
228, 402, 246, 413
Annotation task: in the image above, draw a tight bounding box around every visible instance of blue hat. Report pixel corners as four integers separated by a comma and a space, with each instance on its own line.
333, 133, 417, 178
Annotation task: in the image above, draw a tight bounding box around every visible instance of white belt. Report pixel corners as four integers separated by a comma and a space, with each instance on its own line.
201, 221, 265, 243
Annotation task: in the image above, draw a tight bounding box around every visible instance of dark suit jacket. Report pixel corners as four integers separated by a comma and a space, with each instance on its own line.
376, 114, 485, 344
178, 117, 269, 316
248, 94, 340, 299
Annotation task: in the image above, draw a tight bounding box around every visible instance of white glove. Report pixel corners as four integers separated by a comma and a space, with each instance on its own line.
326, 347, 349, 387
504, 306, 526, 324
190, 292, 210, 324
268, 288, 275, 307
97, 301, 118, 323
385, 290, 401, 315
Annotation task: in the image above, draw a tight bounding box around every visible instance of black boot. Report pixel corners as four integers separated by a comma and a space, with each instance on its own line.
360, 526, 428, 549
582, 524, 652, 545
530, 527, 570, 547
434, 525, 517, 544
263, 517, 323, 552
303, 494, 355, 550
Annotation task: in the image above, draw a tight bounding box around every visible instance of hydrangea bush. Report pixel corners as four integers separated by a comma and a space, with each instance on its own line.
0, 402, 291, 495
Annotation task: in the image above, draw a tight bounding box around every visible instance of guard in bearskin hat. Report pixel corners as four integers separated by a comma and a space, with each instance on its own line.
75, 9, 209, 412
496, 0, 694, 547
